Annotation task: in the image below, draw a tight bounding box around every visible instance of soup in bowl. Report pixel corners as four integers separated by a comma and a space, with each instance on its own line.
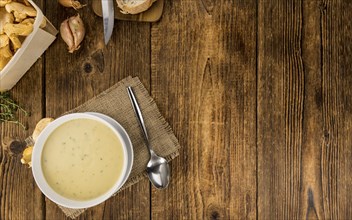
32, 113, 133, 209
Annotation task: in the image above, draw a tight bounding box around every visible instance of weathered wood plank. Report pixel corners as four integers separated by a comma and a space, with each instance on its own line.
319, 0, 352, 219
0, 0, 45, 219
43, 0, 151, 219
257, 0, 304, 218
300, 0, 324, 218
258, 0, 352, 219
151, 0, 257, 219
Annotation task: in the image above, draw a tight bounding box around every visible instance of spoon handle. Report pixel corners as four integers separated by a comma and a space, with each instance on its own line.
127, 86, 151, 149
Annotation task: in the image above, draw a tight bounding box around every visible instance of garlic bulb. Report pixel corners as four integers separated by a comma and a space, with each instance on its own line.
58, 0, 85, 10
60, 14, 85, 53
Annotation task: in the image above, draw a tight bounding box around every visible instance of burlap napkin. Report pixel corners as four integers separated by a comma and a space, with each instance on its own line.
55, 76, 180, 218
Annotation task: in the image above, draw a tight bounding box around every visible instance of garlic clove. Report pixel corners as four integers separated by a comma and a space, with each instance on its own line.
60, 18, 75, 53
60, 14, 85, 53
68, 14, 85, 52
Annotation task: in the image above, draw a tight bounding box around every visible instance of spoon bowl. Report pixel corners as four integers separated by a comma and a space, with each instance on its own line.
147, 150, 170, 188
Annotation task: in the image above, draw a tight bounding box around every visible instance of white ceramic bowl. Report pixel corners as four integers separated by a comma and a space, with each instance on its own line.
32, 113, 133, 209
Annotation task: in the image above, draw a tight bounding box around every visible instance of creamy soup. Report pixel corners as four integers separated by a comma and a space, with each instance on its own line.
41, 118, 124, 201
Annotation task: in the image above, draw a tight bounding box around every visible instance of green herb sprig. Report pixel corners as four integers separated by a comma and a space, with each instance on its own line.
0, 91, 29, 130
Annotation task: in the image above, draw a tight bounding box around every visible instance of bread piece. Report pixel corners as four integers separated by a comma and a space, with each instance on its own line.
116, 0, 157, 14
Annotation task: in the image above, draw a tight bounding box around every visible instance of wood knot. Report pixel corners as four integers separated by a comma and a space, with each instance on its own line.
210, 211, 220, 220
2, 137, 26, 156
324, 130, 329, 139
83, 62, 93, 74
206, 204, 222, 220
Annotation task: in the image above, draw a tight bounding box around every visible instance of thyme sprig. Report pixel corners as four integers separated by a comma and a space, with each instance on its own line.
0, 91, 29, 130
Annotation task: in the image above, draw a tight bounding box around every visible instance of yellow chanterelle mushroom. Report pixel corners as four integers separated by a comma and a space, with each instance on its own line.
21, 146, 33, 167
5, 2, 36, 22
0, 0, 12, 7
20, 118, 54, 167
0, 7, 14, 34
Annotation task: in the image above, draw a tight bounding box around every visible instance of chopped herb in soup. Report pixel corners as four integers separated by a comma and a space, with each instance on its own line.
41, 118, 124, 201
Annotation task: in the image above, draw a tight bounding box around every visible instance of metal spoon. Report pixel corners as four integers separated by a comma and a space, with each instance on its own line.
127, 86, 170, 189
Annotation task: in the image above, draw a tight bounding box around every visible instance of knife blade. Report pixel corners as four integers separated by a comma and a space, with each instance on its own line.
102, 0, 114, 45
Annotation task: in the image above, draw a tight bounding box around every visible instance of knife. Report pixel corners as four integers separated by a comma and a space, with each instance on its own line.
102, 0, 114, 45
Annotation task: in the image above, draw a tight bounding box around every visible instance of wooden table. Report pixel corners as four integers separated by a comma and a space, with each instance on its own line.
1, 0, 351, 219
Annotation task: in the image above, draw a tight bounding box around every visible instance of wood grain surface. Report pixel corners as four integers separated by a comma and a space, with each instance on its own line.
1, 0, 351, 219
150, 0, 257, 219
258, 0, 352, 219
